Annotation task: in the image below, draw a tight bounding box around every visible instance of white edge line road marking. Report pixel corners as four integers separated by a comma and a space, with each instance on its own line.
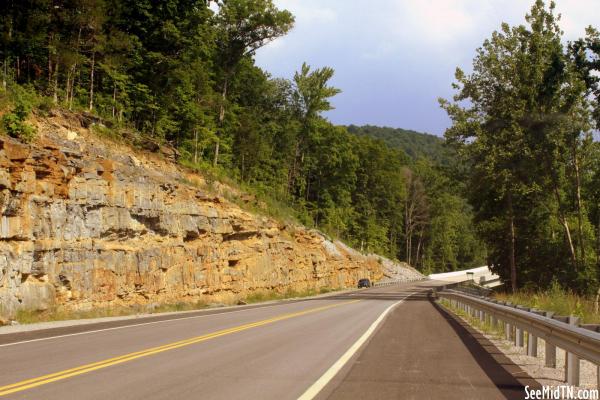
0, 300, 320, 349
297, 291, 418, 400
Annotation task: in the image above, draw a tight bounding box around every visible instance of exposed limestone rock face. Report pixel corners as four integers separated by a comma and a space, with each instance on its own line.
0, 116, 422, 319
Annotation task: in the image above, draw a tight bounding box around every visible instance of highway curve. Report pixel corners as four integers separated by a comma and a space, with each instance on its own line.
0, 282, 537, 399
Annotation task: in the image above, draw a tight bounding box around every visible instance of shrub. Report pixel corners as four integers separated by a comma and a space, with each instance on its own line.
1, 85, 37, 142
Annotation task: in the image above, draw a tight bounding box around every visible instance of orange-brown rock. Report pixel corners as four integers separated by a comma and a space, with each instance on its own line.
0, 115, 421, 319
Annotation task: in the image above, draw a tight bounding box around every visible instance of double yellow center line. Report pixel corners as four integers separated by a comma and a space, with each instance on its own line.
0, 300, 360, 397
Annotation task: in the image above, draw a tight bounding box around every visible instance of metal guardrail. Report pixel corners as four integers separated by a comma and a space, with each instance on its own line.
478, 276, 502, 288
436, 289, 600, 388
436, 281, 493, 297
373, 277, 425, 288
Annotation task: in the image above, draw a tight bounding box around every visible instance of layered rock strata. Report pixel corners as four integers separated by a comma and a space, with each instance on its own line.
0, 114, 422, 319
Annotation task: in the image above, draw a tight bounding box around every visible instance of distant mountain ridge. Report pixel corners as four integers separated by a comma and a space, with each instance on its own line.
346, 125, 454, 166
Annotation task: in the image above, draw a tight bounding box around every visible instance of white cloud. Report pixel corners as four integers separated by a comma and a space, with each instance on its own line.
388, 0, 484, 44
290, 3, 337, 23
256, 1, 600, 134
553, 0, 600, 39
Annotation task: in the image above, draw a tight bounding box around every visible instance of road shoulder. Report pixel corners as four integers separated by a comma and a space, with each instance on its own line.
316, 291, 540, 400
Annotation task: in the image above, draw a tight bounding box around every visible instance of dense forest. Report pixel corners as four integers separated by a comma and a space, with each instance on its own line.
3, 1, 599, 294
0, 0, 485, 274
440, 0, 600, 294
347, 125, 456, 167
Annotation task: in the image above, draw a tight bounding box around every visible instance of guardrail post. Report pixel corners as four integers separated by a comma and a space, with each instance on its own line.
565, 316, 580, 386
515, 306, 528, 348
527, 309, 543, 357
479, 310, 485, 323
515, 326, 524, 347
505, 321, 512, 341
503, 303, 515, 342
544, 311, 556, 368
527, 332, 538, 357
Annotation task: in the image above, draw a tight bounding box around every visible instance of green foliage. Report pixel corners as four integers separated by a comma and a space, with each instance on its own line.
347, 125, 456, 167
494, 281, 600, 323
1, 85, 36, 142
243, 287, 337, 304
439, 298, 506, 337
0, 0, 487, 274
14, 300, 209, 324
440, 0, 600, 293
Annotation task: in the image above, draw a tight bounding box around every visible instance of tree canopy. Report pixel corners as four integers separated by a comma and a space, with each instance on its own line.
440, 0, 600, 293
8, 0, 599, 288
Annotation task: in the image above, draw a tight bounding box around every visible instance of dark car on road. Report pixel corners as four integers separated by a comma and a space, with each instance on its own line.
357, 278, 371, 288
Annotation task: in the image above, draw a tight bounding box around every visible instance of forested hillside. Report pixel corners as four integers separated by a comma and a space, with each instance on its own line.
347, 125, 455, 166
0, 0, 485, 274
441, 1, 600, 294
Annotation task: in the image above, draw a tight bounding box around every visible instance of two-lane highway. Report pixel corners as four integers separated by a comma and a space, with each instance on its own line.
0, 282, 536, 399
0, 285, 416, 400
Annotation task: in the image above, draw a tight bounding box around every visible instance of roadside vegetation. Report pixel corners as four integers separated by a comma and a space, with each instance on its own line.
10, 287, 339, 325
438, 298, 506, 337
13, 300, 211, 325
493, 282, 600, 324
243, 287, 335, 304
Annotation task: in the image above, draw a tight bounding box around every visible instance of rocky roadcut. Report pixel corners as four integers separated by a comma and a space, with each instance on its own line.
0, 114, 422, 321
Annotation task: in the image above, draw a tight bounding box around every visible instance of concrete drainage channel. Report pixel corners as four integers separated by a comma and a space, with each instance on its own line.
435, 288, 600, 389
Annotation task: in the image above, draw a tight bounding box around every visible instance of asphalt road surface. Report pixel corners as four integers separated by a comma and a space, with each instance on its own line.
0, 282, 537, 399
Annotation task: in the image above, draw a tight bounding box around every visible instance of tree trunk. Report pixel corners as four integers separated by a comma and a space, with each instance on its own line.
241, 153, 246, 181
508, 192, 517, 292
288, 138, 302, 195
112, 84, 117, 118
2, 58, 6, 90
88, 52, 95, 111
52, 57, 59, 104
47, 49, 52, 83
213, 140, 220, 167
572, 141, 585, 262
193, 127, 199, 164
213, 77, 229, 167
554, 186, 577, 266
69, 64, 76, 110
69, 28, 81, 111
405, 201, 410, 264
415, 229, 424, 269
305, 169, 311, 201
65, 65, 72, 106
597, 210, 600, 266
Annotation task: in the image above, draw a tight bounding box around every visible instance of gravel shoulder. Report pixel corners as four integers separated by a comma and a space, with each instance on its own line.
439, 301, 599, 391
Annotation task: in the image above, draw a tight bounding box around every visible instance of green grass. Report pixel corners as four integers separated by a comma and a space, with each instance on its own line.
492, 282, 600, 324
180, 158, 301, 226
439, 298, 505, 337
13, 300, 210, 325
243, 286, 338, 304
12, 288, 340, 325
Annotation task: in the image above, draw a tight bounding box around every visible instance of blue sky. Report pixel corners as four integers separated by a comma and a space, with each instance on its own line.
254, 0, 600, 136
